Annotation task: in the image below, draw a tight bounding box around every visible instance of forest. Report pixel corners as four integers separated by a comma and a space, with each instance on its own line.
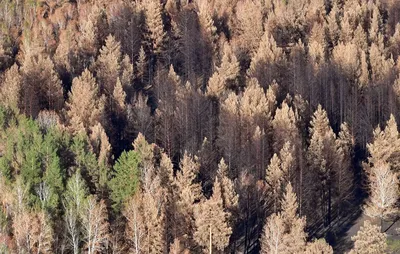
0, 0, 400, 253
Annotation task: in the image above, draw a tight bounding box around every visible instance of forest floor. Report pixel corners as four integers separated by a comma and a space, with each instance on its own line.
334, 212, 400, 253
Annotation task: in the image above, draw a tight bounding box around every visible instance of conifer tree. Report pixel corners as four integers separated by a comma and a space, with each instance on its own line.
280, 183, 306, 253
349, 220, 387, 254
109, 150, 140, 211
266, 154, 284, 213
304, 239, 333, 254
272, 101, 300, 153
217, 158, 238, 213
206, 43, 240, 98
233, 0, 264, 57
143, 0, 167, 55
335, 122, 354, 215
367, 115, 400, 170
21, 54, 64, 117
113, 78, 126, 114
95, 34, 122, 95
0, 64, 22, 112
248, 32, 286, 89
194, 177, 232, 252
306, 105, 338, 226
66, 69, 105, 134
218, 92, 240, 172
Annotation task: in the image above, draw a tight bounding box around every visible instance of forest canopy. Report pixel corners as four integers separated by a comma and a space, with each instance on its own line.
0, 0, 400, 253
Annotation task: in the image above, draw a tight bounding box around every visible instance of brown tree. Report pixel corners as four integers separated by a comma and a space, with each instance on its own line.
349, 220, 387, 254
194, 177, 232, 252
66, 69, 105, 134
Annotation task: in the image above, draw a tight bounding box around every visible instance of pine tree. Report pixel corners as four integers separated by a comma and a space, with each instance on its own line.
194, 177, 232, 252
109, 150, 140, 211
349, 220, 387, 254
66, 69, 105, 134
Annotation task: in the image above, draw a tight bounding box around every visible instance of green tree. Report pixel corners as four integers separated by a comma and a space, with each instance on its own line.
109, 150, 140, 211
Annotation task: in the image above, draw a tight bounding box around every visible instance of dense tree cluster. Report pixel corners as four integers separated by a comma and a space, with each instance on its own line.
0, 0, 400, 253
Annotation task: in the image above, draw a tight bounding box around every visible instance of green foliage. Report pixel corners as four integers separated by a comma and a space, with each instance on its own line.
70, 133, 99, 192
387, 239, 400, 254
109, 150, 140, 211
64, 171, 88, 212
0, 112, 65, 211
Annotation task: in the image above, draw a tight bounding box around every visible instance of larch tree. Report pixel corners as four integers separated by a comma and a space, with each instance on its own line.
366, 115, 400, 171
240, 78, 274, 174
94, 34, 122, 96
217, 92, 240, 173
272, 101, 300, 153
265, 154, 284, 213
348, 220, 387, 254
306, 105, 338, 227
233, 0, 264, 58
335, 122, 354, 216
21, 54, 64, 117
169, 238, 190, 254
217, 158, 239, 213
113, 78, 127, 114
143, 0, 167, 56
155, 65, 181, 157
89, 123, 111, 194
206, 42, 240, 98
0, 64, 22, 112
247, 31, 286, 89
280, 183, 306, 254
194, 177, 232, 253
66, 69, 105, 134
133, 132, 155, 191
173, 152, 202, 244
304, 239, 333, 254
